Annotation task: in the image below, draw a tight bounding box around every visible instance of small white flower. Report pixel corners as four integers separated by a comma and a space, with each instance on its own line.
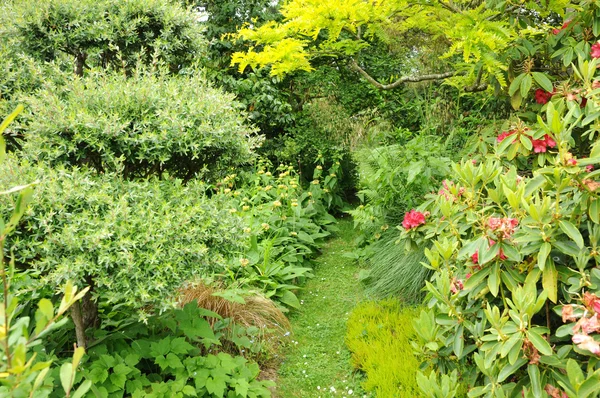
317, 386, 321, 390
348, 389, 353, 395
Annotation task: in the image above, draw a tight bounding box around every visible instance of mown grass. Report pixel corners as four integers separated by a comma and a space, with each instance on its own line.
276, 217, 369, 398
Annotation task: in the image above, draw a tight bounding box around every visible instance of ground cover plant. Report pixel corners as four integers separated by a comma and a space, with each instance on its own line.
346, 299, 421, 396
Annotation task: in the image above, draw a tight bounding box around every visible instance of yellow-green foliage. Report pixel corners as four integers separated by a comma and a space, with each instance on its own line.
346, 299, 421, 397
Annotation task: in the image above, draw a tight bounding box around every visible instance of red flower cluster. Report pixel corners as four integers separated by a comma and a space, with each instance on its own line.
592, 42, 600, 59
552, 20, 571, 35
488, 217, 518, 239
402, 209, 426, 230
450, 277, 464, 294
535, 88, 553, 104
532, 134, 557, 153
497, 130, 515, 143
471, 239, 507, 265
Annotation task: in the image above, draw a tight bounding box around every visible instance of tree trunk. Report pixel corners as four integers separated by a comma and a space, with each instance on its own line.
71, 302, 87, 348
74, 53, 87, 76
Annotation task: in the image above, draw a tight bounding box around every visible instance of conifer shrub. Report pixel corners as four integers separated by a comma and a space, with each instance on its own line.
346, 299, 421, 396
21, 71, 258, 180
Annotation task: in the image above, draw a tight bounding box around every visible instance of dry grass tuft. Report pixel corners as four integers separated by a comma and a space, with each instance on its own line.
179, 282, 291, 368
178, 281, 290, 344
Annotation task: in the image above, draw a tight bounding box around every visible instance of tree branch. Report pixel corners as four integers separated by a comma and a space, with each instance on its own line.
464, 67, 488, 92
438, 0, 462, 14
349, 59, 456, 90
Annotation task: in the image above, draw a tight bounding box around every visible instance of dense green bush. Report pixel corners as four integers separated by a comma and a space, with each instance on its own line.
346, 299, 421, 396
0, 157, 247, 344
349, 134, 452, 237
21, 71, 258, 180
0, 107, 91, 398
10, 0, 205, 75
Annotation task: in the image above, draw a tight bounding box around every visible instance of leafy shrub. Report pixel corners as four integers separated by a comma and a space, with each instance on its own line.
349, 134, 452, 250
345, 299, 421, 396
80, 303, 273, 397
405, 59, 600, 396
210, 162, 338, 309
0, 107, 90, 398
11, 0, 205, 75
0, 158, 247, 346
21, 71, 258, 180
261, 104, 358, 204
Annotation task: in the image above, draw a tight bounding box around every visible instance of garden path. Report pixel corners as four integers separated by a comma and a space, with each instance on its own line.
275, 217, 369, 398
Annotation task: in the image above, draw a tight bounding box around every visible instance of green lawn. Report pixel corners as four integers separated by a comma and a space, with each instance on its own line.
275, 218, 370, 398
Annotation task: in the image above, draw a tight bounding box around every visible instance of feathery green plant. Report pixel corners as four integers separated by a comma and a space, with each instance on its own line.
346, 299, 422, 397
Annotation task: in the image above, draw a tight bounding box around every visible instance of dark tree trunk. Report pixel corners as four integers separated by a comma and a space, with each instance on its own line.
74, 53, 87, 76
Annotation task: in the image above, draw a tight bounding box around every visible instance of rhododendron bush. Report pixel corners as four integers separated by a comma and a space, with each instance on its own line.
400, 17, 600, 398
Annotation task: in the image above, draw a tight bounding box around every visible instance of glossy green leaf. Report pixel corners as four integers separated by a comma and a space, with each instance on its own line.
532, 72, 553, 93
559, 220, 584, 249
527, 330, 552, 356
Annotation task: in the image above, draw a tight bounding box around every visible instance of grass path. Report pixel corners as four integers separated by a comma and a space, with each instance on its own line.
275, 218, 369, 398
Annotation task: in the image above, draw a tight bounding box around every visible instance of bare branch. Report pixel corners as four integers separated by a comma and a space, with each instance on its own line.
349, 59, 456, 90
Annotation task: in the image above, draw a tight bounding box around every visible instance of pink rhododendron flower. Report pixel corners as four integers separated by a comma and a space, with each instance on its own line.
574, 314, 600, 334
532, 134, 557, 153
552, 20, 571, 34
471, 251, 479, 264
497, 130, 515, 143
402, 210, 426, 230
572, 333, 600, 354
592, 42, 600, 59
488, 218, 519, 239
535, 89, 553, 104
586, 165, 594, 172
438, 180, 465, 202
584, 292, 600, 314
450, 277, 464, 294
562, 305, 577, 323
544, 134, 557, 148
